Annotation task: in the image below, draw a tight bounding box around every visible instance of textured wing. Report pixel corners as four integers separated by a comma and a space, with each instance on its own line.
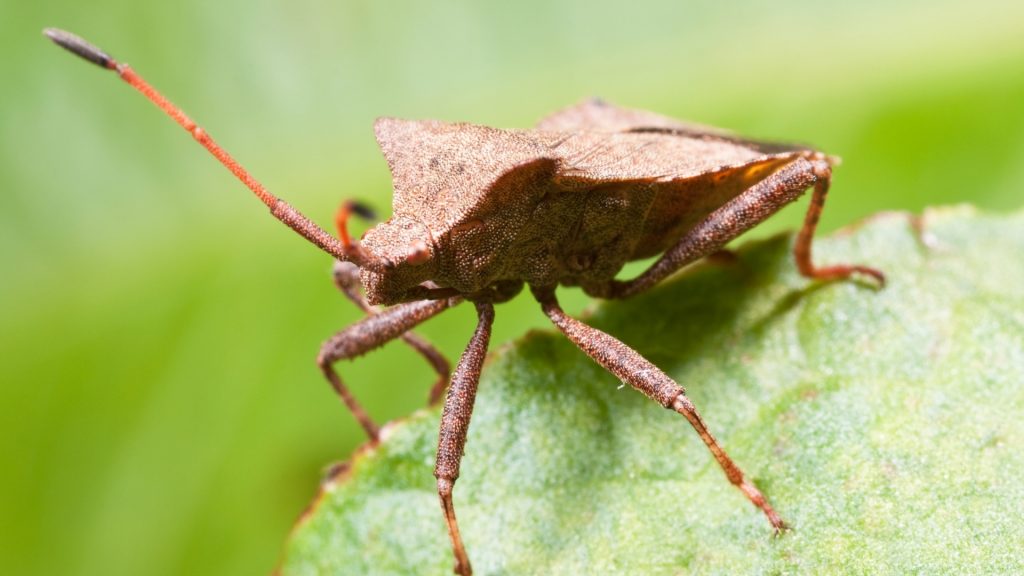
537, 99, 810, 181
541, 130, 799, 187
536, 103, 816, 259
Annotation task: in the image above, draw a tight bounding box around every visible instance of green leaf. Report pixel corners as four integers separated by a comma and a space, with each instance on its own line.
280, 206, 1024, 575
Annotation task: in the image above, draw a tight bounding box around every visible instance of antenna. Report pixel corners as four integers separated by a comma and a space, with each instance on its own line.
43, 27, 368, 266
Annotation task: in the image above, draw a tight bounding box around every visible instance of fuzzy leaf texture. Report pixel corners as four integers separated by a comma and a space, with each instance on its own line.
281, 206, 1024, 575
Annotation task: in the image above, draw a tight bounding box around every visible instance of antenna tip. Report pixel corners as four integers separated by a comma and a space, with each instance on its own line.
43, 27, 116, 69
347, 200, 378, 221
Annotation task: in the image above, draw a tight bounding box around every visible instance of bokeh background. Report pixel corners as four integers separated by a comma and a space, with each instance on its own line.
2, 1, 1022, 575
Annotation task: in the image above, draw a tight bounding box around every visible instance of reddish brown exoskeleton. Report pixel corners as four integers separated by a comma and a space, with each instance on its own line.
46, 28, 883, 576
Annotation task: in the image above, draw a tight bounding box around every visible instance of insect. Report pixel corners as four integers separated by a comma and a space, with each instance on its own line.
46, 28, 884, 575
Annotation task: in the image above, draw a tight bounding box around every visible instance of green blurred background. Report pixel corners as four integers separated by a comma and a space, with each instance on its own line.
2, 1, 1022, 575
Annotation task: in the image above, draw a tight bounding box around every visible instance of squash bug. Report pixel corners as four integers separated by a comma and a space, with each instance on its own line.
45, 28, 883, 575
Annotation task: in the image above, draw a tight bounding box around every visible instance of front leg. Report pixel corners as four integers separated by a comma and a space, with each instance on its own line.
588, 156, 884, 299
333, 260, 452, 405
317, 296, 459, 440
532, 285, 785, 531
434, 302, 495, 576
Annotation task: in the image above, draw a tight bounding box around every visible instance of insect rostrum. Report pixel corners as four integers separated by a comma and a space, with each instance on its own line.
45, 27, 883, 576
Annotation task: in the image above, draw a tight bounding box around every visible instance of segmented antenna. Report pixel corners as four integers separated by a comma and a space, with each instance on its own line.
43, 27, 366, 266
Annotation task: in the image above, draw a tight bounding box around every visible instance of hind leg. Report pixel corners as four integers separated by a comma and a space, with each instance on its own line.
587, 156, 883, 300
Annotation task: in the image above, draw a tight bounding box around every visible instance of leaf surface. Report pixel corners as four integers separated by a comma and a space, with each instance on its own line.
282, 207, 1024, 575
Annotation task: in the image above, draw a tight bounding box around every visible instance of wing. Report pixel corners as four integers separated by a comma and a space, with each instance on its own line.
536, 102, 818, 259
541, 129, 800, 188
537, 99, 810, 174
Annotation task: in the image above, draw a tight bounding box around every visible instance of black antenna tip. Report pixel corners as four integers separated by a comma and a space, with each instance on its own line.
43, 28, 115, 69
348, 200, 377, 221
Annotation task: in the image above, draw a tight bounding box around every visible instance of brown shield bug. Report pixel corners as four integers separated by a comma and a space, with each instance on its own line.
45, 28, 883, 576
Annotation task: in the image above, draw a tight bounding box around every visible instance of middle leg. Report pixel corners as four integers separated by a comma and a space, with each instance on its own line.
532, 285, 785, 530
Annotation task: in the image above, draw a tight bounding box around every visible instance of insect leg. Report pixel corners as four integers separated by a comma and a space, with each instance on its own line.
317, 297, 459, 440
332, 260, 452, 406
794, 167, 886, 284
588, 157, 883, 299
532, 285, 786, 531
435, 302, 494, 576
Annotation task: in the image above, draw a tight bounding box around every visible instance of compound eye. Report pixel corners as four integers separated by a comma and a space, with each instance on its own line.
406, 239, 431, 266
